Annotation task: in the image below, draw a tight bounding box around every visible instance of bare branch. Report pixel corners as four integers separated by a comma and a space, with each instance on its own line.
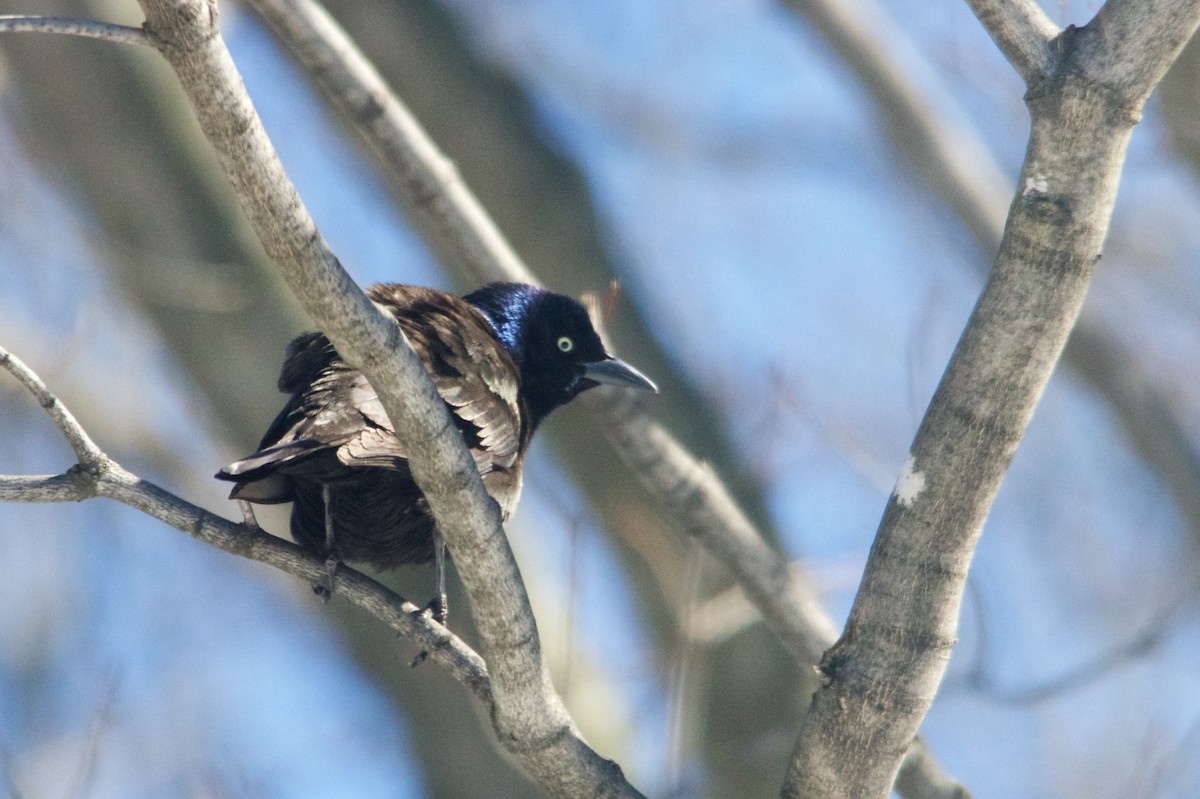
0, 346, 105, 469
0, 15, 148, 46
596, 391, 837, 665
961, 0, 1058, 82
247, 0, 535, 286
781, 0, 1200, 795
1091, 0, 1200, 105
779, 0, 1013, 253
127, 0, 638, 794
957, 592, 1183, 706
0, 352, 490, 700
782, 0, 1200, 552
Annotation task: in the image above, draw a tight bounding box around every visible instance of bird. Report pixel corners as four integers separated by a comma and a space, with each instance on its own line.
215, 282, 656, 619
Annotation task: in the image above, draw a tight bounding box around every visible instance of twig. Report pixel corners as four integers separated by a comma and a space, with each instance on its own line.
0, 348, 491, 701
0, 347, 105, 468
0, 16, 148, 46
961, 0, 1058, 82
956, 593, 1184, 706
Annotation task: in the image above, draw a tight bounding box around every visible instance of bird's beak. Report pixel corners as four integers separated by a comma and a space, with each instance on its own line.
582, 357, 658, 393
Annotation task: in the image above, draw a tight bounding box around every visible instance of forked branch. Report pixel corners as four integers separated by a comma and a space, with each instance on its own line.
0, 345, 490, 699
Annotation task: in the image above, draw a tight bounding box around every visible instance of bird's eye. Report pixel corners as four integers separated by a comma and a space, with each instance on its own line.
556, 336, 575, 353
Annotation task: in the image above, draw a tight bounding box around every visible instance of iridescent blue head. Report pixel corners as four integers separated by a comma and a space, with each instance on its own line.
464, 282, 657, 428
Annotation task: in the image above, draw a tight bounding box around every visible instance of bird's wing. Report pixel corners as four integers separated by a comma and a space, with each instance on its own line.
340, 285, 525, 473
219, 286, 525, 486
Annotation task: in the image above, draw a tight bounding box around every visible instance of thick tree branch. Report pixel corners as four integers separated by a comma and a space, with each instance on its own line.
0, 15, 148, 46
1092, 0, 1200, 104
124, 1, 638, 795
780, 0, 1200, 548
780, 2, 1200, 797
961, 0, 1058, 82
0, 346, 489, 699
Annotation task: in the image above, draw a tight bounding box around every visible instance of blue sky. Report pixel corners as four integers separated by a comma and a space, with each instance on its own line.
3, 1, 1200, 796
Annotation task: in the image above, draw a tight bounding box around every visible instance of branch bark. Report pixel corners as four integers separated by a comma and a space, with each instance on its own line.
0, 14, 147, 45
780, 3, 1200, 797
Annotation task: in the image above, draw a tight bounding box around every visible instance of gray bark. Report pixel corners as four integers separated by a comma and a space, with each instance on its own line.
781, 3, 1200, 797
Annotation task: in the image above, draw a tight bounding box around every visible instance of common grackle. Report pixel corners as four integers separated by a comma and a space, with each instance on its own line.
216, 282, 656, 617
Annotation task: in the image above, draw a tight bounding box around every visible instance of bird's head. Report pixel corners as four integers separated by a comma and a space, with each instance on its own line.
464, 282, 657, 429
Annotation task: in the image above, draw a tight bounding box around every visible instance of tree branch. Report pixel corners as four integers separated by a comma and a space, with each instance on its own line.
245, 0, 535, 287
780, 1, 1200, 796
0, 346, 489, 700
0, 347, 106, 469
596, 391, 837, 665
961, 0, 1058, 82
778, 0, 1013, 252
0, 15, 148, 46
780, 0, 1200, 553
124, 1, 640, 794
1089, 0, 1200, 105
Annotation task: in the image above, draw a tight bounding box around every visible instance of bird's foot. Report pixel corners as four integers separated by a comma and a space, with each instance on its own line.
312, 551, 341, 601
408, 594, 448, 669
427, 591, 449, 627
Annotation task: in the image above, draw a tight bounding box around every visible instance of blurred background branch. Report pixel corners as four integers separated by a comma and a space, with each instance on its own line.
2, 0, 1199, 796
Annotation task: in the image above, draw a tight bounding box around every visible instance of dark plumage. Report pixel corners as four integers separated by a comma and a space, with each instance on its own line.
216, 282, 655, 585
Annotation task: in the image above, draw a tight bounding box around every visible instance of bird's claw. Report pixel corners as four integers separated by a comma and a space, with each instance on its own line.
428, 592, 448, 627
312, 552, 340, 601
409, 594, 448, 668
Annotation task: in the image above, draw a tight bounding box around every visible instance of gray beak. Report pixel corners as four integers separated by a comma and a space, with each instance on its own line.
582, 357, 658, 393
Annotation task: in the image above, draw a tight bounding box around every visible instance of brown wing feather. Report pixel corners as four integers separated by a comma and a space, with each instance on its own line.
218, 285, 525, 488
345, 284, 525, 473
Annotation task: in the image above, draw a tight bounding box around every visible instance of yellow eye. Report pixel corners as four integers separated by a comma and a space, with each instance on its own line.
557, 336, 574, 353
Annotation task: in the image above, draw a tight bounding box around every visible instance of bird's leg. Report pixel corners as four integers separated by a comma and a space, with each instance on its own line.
236, 499, 261, 531
430, 528, 448, 626
314, 482, 340, 600
410, 529, 448, 669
